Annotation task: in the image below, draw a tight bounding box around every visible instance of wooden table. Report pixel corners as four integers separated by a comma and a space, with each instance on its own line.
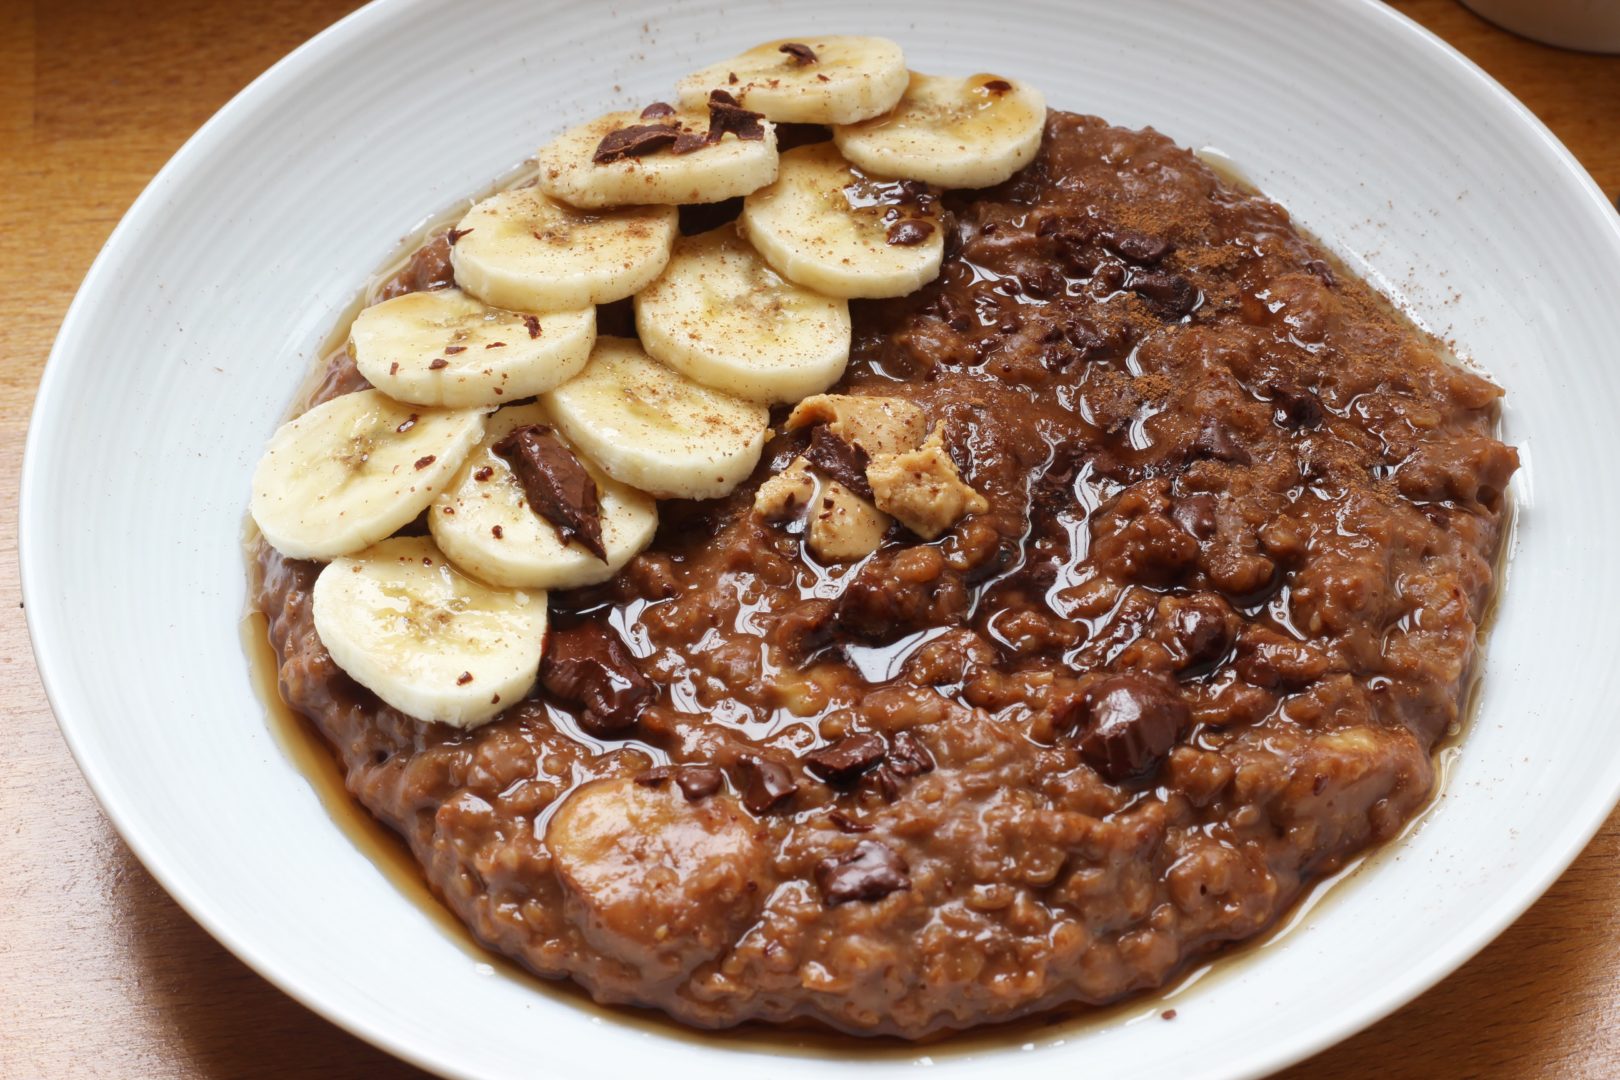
2, 1, 1615, 1075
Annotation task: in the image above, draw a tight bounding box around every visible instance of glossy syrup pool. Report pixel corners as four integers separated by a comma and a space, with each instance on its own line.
239, 146, 1514, 1057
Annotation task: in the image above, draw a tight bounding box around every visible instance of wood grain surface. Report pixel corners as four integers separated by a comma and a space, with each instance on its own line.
1, 1, 1615, 1076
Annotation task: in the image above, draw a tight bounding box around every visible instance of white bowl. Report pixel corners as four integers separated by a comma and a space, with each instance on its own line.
22, 1, 1620, 1077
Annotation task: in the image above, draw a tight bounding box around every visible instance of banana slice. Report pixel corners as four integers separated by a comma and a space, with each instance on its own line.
350, 287, 595, 408
311, 536, 546, 729
634, 227, 851, 404
250, 389, 487, 560
537, 107, 778, 210
430, 403, 658, 589
450, 188, 677, 311
543, 337, 768, 500
739, 143, 944, 299
676, 36, 908, 125
833, 72, 1047, 189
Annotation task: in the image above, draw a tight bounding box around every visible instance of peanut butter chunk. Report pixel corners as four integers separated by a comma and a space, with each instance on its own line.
867, 422, 988, 540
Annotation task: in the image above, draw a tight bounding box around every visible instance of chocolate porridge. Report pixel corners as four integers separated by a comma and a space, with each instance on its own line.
254, 112, 1516, 1036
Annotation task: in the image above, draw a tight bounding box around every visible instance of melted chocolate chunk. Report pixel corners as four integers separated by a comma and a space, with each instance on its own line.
1170, 597, 1234, 671
815, 840, 911, 904
377, 235, 455, 299
635, 764, 723, 801
779, 42, 818, 64
1269, 383, 1324, 430
640, 101, 676, 119
540, 624, 653, 735
803, 733, 887, 786
802, 425, 873, 500
827, 810, 874, 833
886, 219, 936, 247
739, 755, 798, 814
982, 79, 1012, 92
493, 425, 606, 560
1171, 494, 1218, 540
1099, 226, 1172, 266
706, 89, 766, 142
887, 730, 935, 777
446, 227, 473, 245
1061, 674, 1189, 782
1190, 416, 1252, 464
862, 729, 936, 800
592, 122, 679, 163
1129, 270, 1200, 318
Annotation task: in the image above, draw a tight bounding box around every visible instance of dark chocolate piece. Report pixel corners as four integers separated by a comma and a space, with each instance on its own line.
827, 810, 873, 833
1129, 270, 1200, 318
1098, 226, 1172, 266
802, 424, 873, 500
886, 219, 936, 247
592, 122, 680, 163
540, 623, 653, 734
1059, 674, 1189, 782
1269, 383, 1324, 430
803, 733, 887, 786
1171, 494, 1218, 540
1170, 598, 1234, 671
779, 42, 817, 64
815, 840, 910, 904
640, 102, 676, 119
739, 755, 798, 813
634, 764, 724, 801
492, 424, 606, 560
863, 729, 935, 800
706, 89, 766, 142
